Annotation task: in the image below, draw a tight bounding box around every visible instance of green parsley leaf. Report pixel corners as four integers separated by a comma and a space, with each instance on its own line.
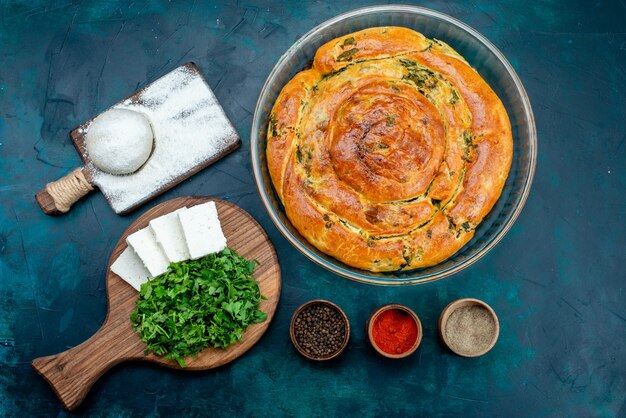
130, 249, 267, 368
342, 37, 355, 47
336, 48, 359, 62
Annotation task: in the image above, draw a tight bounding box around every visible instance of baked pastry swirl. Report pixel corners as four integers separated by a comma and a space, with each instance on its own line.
267, 27, 513, 272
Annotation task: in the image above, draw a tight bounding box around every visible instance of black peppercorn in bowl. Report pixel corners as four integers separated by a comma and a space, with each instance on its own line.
289, 300, 350, 361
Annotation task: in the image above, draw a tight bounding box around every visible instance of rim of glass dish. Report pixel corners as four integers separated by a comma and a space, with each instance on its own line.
251, 5, 537, 286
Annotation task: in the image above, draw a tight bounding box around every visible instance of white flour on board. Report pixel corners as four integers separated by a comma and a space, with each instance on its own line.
82, 65, 239, 213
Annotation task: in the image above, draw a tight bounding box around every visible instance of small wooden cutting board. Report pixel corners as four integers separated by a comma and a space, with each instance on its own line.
36, 63, 241, 215
31, 197, 281, 410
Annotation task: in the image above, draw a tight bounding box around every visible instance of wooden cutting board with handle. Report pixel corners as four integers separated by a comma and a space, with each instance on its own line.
31, 196, 281, 410
35, 63, 240, 216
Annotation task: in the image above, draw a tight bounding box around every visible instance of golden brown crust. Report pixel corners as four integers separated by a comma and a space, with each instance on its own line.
267, 27, 513, 272
266, 69, 319, 202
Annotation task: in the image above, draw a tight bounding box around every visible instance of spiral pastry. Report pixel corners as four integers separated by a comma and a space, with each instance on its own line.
267, 27, 513, 272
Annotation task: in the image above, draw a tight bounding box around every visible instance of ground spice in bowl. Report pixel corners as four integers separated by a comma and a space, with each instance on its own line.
290, 300, 349, 361
439, 298, 499, 357
367, 304, 422, 358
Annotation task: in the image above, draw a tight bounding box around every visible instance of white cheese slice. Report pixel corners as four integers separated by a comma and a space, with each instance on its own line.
149, 207, 190, 263
179, 201, 227, 259
126, 226, 170, 277
110, 247, 152, 291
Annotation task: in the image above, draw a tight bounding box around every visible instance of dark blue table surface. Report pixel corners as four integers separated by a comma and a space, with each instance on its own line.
1, 1, 625, 416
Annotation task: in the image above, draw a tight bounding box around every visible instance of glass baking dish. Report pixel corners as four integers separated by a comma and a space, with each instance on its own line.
251, 5, 537, 285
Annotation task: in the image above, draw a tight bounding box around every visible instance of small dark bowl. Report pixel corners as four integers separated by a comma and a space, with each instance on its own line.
289, 299, 350, 361
438, 298, 500, 357
366, 304, 422, 359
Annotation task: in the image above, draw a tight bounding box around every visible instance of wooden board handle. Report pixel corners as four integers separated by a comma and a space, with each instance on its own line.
31, 321, 144, 410
36, 167, 94, 215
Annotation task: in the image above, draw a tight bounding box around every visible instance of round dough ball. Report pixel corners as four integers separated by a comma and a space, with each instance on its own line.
85, 108, 154, 175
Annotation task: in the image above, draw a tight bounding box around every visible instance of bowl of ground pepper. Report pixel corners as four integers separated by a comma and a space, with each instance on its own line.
366, 304, 422, 359
290, 300, 350, 361
438, 298, 499, 357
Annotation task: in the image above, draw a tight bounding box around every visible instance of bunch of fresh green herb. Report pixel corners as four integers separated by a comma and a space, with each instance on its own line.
130, 248, 267, 368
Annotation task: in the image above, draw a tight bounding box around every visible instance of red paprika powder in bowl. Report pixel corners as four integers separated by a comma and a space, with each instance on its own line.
366, 304, 422, 359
